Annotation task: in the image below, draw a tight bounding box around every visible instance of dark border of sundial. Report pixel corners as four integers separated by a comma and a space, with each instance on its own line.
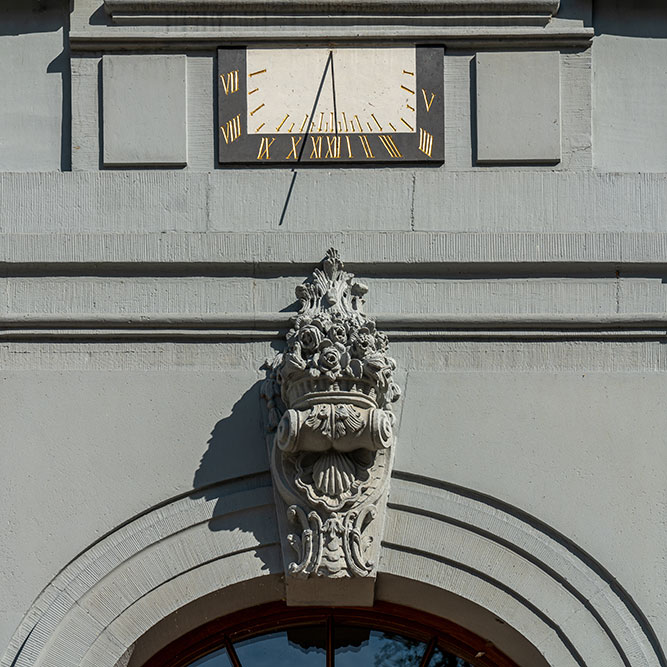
217, 45, 444, 165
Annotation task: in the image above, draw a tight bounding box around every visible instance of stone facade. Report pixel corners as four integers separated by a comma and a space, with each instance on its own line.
1, 1, 666, 666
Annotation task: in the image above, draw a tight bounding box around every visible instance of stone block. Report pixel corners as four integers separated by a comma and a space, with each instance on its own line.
102, 55, 187, 166
476, 51, 560, 164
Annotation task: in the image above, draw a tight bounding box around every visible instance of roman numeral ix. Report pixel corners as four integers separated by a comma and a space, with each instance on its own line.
257, 137, 275, 160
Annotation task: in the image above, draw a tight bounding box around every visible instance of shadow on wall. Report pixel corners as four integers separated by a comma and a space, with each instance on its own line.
557, 0, 667, 37
0, 0, 67, 36
592, 0, 667, 37
192, 380, 279, 573
0, 0, 72, 170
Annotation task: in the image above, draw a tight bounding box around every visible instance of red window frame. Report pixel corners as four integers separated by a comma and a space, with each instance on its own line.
143, 601, 520, 667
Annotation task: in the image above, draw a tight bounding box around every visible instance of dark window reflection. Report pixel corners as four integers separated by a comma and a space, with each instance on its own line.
185, 622, 477, 667
335, 626, 426, 667
429, 647, 474, 667
233, 625, 327, 667
188, 646, 232, 667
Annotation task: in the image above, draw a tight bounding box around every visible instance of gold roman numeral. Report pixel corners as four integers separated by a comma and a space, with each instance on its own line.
257, 137, 275, 160
379, 135, 402, 158
325, 136, 341, 159
220, 70, 239, 95
286, 136, 303, 160
220, 114, 242, 144
310, 136, 323, 159
418, 128, 434, 157
359, 135, 374, 159
422, 89, 436, 112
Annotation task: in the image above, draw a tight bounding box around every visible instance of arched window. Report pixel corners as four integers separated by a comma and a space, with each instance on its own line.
144, 603, 519, 667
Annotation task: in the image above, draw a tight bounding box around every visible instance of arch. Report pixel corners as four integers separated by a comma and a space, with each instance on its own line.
2, 472, 663, 667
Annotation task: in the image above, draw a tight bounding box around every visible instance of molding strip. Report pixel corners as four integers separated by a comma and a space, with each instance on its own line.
4, 232, 667, 266
104, 0, 561, 14
3, 312, 667, 329
2, 313, 667, 341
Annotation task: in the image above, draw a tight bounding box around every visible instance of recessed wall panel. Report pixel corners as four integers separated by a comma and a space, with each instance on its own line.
102, 55, 187, 167
476, 51, 561, 164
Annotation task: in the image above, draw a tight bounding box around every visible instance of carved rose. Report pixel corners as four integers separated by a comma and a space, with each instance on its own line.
298, 324, 324, 353
319, 344, 342, 372
350, 328, 376, 359
328, 322, 348, 344
313, 340, 349, 380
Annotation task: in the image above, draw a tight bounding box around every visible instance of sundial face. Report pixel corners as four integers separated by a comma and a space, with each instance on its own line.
217, 46, 444, 164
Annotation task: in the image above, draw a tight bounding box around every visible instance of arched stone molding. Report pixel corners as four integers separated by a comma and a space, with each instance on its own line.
383, 473, 665, 667
2, 473, 663, 667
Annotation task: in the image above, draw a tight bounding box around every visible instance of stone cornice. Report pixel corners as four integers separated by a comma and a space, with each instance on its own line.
69, 0, 592, 49
69, 27, 593, 50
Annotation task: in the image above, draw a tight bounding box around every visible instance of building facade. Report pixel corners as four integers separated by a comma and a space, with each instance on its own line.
1, 0, 667, 665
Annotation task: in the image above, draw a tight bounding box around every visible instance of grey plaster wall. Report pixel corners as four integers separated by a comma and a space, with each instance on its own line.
1, 171, 667, 233
0, 0, 69, 172
0, 367, 269, 656
593, 0, 667, 172
2, 348, 667, 660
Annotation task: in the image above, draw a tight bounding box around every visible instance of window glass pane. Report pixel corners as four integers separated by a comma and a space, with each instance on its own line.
335, 626, 427, 667
428, 647, 474, 667
233, 625, 326, 667
188, 646, 233, 667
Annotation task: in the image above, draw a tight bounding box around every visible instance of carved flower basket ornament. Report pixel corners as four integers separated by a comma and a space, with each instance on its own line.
262, 249, 401, 587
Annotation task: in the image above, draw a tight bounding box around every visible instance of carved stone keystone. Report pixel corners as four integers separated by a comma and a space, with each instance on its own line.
262, 249, 401, 605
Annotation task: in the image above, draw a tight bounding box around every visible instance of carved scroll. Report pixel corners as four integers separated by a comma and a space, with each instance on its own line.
262, 249, 401, 602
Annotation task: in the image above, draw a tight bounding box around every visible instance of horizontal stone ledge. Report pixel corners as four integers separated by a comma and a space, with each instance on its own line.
1, 330, 663, 342
70, 27, 593, 49
3, 232, 667, 266
103, 0, 561, 15
3, 313, 667, 334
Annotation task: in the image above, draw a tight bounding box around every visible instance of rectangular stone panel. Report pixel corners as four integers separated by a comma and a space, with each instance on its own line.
476, 51, 560, 164
102, 55, 187, 166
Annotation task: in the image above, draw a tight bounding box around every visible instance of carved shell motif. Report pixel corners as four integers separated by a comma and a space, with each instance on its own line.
312, 450, 357, 497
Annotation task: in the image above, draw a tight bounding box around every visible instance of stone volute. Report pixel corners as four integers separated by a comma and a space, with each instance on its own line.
262, 248, 401, 605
